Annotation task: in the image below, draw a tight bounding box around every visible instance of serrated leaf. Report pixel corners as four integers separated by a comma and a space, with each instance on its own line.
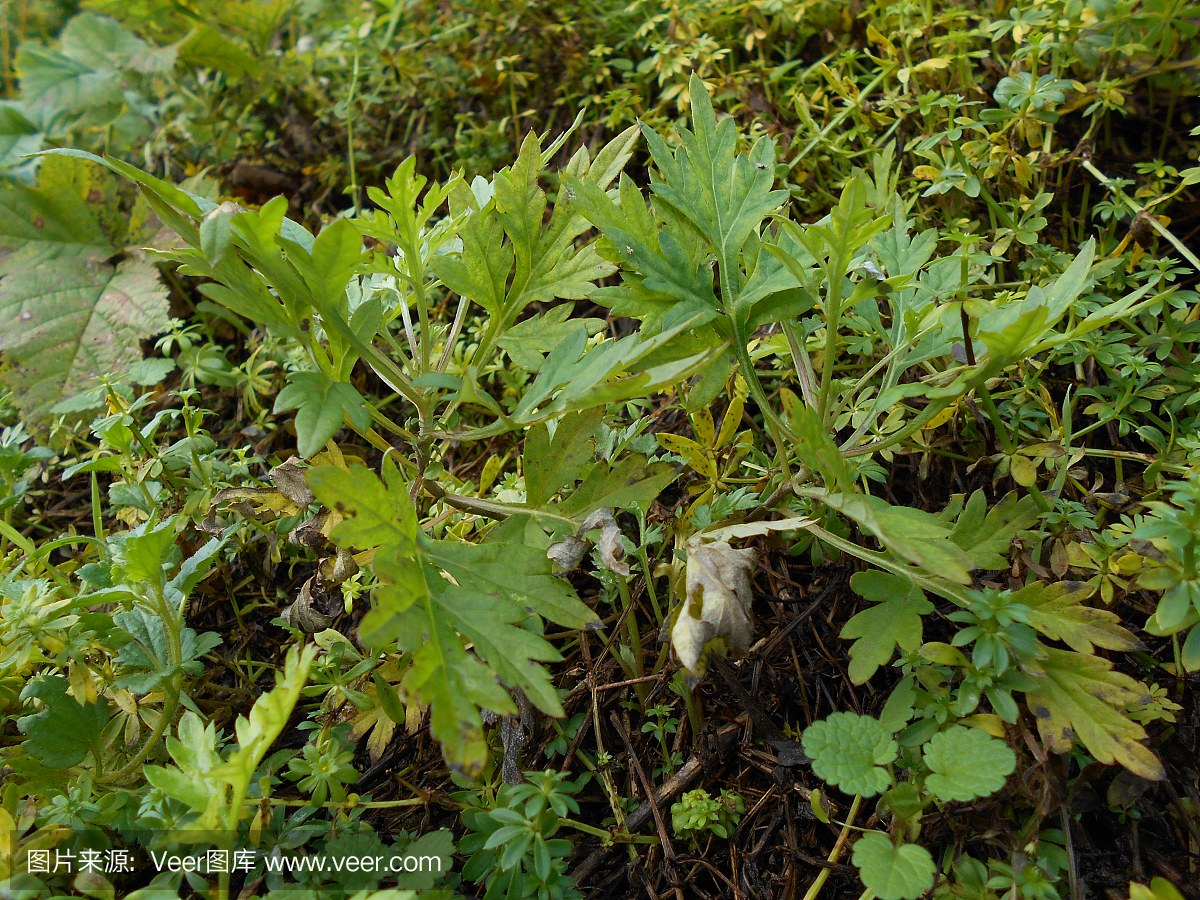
1025, 647, 1163, 779
17, 675, 108, 768
273, 371, 372, 458
199, 644, 315, 827
434, 124, 637, 346
523, 412, 600, 509
0, 103, 42, 174
112, 609, 220, 693
946, 490, 1040, 570
114, 519, 179, 586
922, 725, 1016, 802
823, 493, 975, 583
557, 455, 677, 520
842, 572, 933, 684
851, 834, 936, 900
644, 74, 788, 278
977, 241, 1095, 366
1019, 581, 1142, 654
309, 462, 418, 550
309, 461, 599, 776
496, 305, 604, 372
567, 173, 720, 325
802, 712, 898, 797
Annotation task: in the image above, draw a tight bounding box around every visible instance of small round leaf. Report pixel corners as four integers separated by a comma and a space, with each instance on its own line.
922, 725, 1016, 802
852, 833, 936, 900
802, 712, 897, 797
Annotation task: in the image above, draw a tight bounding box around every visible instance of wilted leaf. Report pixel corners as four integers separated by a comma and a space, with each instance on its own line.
561, 508, 631, 576
672, 538, 757, 675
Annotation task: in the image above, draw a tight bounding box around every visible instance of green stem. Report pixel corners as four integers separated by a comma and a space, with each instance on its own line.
791, 506, 973, 607
345, 32, 362, 216
802, 794, 863, 900
977, 384, 1016, 455
614, 576, 645, 685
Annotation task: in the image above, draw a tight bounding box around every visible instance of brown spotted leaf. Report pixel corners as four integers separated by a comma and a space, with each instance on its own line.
1026, 647, 1163, 780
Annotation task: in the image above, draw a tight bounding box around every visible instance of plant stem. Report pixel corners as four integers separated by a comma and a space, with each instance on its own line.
802, 794, 863, 900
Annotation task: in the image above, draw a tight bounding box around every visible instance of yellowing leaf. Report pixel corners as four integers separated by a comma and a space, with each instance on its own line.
691, 405, 716, 448
715, 376, 747, 449
1021, 581, 1142, 654
657, 432, 718, 479
1025, 648, 1163, 780
920, 401, 959, 431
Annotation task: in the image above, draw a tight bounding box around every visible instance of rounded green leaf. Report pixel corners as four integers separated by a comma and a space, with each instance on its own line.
922, 725, 1016, 802
852, 834, 936, 900
802, 712, 897, 797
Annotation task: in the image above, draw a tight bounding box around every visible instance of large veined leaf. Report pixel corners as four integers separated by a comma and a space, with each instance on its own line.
0, 155, 171, 421
0, 254, 170, 418
1025, 647, 1163, 780
15, 14, 172, 145
308, 461, 600, 776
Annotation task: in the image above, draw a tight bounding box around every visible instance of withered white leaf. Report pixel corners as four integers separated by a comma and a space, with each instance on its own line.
281, 576, 340, 633
581, 508, 631, 577
271, 456, 316, 506
672, 538, 757, 675
547, 535, 589, 573
545, 508, 631, 576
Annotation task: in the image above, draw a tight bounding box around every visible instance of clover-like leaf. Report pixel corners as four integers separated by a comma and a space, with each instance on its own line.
922, 726, 1016, 802
801, 712, 897, 797
852, 833, 936, 900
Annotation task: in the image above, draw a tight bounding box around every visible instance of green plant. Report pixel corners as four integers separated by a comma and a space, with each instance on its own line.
669, 788, 744, 843
3, 1, 1199, 893
1132, 471, 1200, 671
802, 714, 1016, 900
458, 770, 584, 900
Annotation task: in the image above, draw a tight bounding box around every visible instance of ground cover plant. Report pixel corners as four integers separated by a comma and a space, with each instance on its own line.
1, 0, 1199, 897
